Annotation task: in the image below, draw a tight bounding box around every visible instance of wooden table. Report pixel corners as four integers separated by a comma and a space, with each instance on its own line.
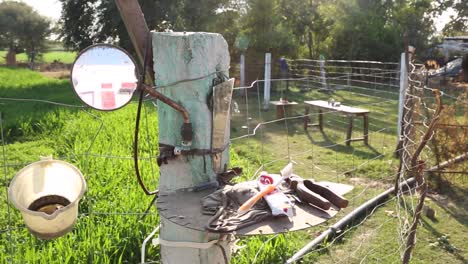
270, 101, 298, 119
303, 100, 370, 146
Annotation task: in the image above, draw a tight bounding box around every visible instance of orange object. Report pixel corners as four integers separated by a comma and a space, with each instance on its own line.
238, 163, 293, 214
238, 184, 276, 213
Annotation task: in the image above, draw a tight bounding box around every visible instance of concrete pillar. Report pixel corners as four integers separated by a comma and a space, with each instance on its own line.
152, 32, 231, 263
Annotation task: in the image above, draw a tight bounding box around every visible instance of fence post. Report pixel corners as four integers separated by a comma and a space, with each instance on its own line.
239, 53, 245, 95
397, 52, 407, 139
153, 32, 231, 264
319, 55, 327, 91
263, 53, 271, 110
347, 72, 351, 88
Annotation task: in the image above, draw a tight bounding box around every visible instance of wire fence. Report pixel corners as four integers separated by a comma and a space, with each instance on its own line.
1, 57, 466, 263
229, 57, 466, 263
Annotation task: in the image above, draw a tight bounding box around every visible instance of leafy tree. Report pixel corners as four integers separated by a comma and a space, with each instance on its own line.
207, 8, 242, 60
59, 0, 231, 54
0, 1, 51, 65
434, 0, 468, 36
326, 0, 436, 61
58, 0, 450, 62
242, 0, 297, 56
58, 0, 96, 52
279, 0, 333, 58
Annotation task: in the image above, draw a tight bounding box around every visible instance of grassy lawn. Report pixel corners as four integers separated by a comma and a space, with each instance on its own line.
0, 67, 466, 263
229, 80, 467, 263
0, 51, 76, 65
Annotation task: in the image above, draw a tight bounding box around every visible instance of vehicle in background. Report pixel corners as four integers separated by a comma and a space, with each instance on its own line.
428, 58, 462, 79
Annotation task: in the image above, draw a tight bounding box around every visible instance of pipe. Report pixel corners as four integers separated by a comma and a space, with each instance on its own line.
143, 85, 190, 124
426, 152, 468, 172
141, 225, 160, 264
286, 177, 416, 264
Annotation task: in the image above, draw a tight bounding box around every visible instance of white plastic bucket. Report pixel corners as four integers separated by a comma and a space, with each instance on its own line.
8, 158, 86, 239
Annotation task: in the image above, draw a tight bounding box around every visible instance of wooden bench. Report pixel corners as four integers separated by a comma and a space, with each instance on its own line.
270, 100, 298, 119
303, 100, 370, 146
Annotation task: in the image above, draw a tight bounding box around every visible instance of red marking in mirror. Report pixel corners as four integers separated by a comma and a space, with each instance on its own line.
121, 82, 136, 89
101, 91, 116, 109
101, 83, 112, 89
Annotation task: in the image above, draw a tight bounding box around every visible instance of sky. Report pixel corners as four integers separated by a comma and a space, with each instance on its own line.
17, 0, 456, 32
20, 0, 62, 21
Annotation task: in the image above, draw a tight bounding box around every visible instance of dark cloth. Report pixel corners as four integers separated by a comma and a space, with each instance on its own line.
201, 181, 271, 232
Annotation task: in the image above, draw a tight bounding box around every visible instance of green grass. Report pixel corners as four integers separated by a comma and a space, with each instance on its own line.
228, 82, 467, 263
42, 51, 77, 64
0, 66, 162, 263
1, 67, 466, 263
0, 51, 76, 65
0, 67, 77, 140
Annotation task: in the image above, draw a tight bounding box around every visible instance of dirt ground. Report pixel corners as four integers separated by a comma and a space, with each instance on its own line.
40, 70, 70, 79
38, 61, 71, 79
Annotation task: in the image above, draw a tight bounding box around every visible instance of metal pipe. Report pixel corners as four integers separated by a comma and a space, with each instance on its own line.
426, 152, 468, 172
286, 177, 416, 264
143, 85, 190, 124
141, 225, 160, 264
426, 170, 467, 174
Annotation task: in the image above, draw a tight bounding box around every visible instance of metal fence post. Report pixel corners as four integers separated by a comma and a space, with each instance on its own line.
239, 53, 245, 95
263, 53, 271, 110
397, 52, 407, 138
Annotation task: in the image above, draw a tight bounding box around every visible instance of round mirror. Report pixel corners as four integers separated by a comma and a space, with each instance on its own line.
71, 44, 139, 111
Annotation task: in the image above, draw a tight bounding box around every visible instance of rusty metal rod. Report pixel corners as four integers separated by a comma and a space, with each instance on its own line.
401, 90, 442, 264
143, 85, 190, 124
402, 162, 427, 264
114, 0, 154, 85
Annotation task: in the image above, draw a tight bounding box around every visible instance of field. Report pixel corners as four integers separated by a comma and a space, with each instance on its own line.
0, 51, 77, 65
0, 66, 466, 263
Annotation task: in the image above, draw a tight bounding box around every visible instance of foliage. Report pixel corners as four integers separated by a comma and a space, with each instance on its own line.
429, 88, 467, 173
241, 0, 297, 57
58, 0, 232, 54
322, 0, 436, 61
433, 0, 468, 36
57, 0, 465, 62
0, 1, 51, 64
58, 0, 96, 52
279, 0, 333, 58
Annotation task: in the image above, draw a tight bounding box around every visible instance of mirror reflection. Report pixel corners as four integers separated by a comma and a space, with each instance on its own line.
71, 44, 139, 111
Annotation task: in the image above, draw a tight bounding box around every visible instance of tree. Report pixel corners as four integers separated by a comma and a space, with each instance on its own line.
59, 0, 231, 54
279, 0, 333, 59
0, 1, 51, 66
326, 0, 436, 61
433, 0, 468, 36
242, 0, 297, 57
58, 0, 96, 52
